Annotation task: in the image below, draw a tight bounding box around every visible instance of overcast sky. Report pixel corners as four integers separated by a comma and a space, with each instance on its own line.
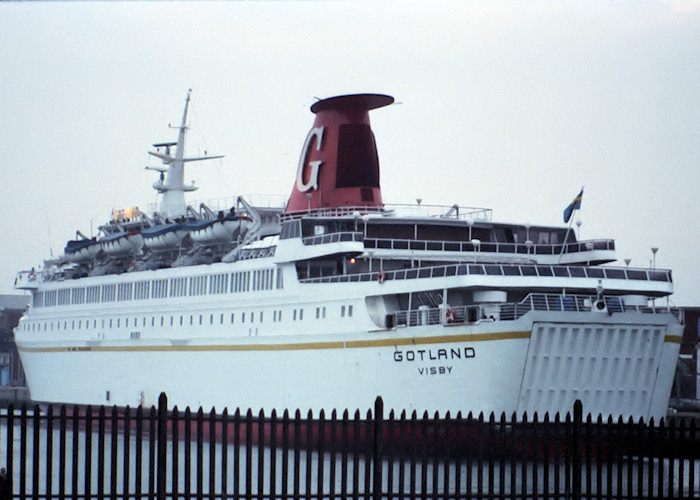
1, 1, 698, 306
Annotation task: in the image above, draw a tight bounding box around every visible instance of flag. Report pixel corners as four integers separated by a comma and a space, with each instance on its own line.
563, 188, 583, 223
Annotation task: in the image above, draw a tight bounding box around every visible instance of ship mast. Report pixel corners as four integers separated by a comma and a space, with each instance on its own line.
146, 90, 223, 219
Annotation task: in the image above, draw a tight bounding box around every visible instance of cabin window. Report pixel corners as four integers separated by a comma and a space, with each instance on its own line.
190, 276, 207, 296
340, 305, 345, 318
280, 220, 301, 239
152, 280, 168, 299
170, 278, 187, 297
241, 312, 246, 323
118, 282, 133, 301
135, 281, 150, 300
276, 269, 284, 289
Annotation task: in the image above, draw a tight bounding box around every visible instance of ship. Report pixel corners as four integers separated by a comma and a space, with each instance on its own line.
13, 91, 683, 422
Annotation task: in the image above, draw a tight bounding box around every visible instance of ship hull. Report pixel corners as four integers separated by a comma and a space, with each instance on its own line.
16, 310, 681, 421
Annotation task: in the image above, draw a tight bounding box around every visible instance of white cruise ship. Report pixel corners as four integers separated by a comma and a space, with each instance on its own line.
14, 92, 683, 421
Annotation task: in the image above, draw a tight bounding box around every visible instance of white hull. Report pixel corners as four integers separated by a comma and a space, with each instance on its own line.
16, 309, 680, 420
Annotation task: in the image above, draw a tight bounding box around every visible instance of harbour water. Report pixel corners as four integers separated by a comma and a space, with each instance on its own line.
2, 418, 698, 498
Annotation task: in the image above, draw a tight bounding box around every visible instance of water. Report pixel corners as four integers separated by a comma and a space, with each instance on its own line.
2, 419, 699, 498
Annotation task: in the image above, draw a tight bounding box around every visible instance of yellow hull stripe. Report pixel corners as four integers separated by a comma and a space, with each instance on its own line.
17, 330, 532, 354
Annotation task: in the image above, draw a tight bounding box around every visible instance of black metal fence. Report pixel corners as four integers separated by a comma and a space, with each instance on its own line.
1, 395, 698, 499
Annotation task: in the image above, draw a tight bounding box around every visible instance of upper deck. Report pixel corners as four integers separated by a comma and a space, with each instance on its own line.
278, 202, 615, 267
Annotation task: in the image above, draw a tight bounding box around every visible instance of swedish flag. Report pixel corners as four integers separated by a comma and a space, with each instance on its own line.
563, 188, 583, 223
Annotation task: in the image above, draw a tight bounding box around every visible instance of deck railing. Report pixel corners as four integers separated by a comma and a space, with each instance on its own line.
300, 262, 673, 285
300, 231, 614, 259
365, 237, 615, 256
281, 203, 493, 222
392, 293, 683, 327
1, 395, 697, 499
302, 232, 364, 246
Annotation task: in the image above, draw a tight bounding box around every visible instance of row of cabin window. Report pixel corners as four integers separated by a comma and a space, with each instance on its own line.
33, 268, 283, 308
21, 304, 354, 333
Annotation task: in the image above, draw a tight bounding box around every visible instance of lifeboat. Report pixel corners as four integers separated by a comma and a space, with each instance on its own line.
64, 238, 101, 263
100, 231, 144, 256
141, 223, 188, 252
187, 214, 248, 247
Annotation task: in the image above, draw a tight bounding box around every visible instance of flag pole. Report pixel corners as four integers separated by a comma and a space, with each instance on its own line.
558, 186, 584, 262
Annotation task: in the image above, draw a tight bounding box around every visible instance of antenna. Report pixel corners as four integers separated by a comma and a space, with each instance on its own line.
44, 206, 54, 257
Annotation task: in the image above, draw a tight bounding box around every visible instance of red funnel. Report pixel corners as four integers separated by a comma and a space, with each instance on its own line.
285, 93, 394, 213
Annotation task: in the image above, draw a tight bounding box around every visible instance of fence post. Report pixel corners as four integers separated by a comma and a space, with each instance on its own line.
4, 404, 14, 500
157, 392, 168, 500
572, 399, 582, 500
0, 467, 9, 500
373, 396, 383, 500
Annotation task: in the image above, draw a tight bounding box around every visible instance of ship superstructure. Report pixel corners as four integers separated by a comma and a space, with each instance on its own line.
14, 93, 682, 421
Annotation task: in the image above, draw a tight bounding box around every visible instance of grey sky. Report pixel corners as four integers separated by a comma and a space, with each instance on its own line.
1, 1, 698, 305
